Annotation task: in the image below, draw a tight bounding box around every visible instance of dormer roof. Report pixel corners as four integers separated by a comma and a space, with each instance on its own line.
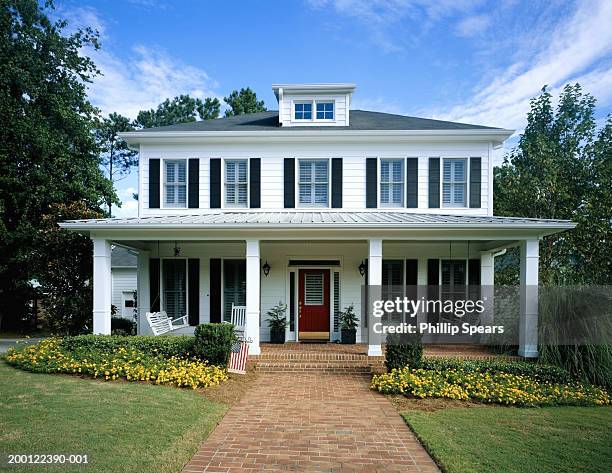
272, 83, 356, 101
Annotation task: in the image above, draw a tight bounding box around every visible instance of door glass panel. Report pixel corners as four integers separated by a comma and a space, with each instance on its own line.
304, 273, 324, 305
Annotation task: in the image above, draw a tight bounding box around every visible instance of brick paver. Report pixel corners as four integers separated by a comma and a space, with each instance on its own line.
182, 373, 439, 472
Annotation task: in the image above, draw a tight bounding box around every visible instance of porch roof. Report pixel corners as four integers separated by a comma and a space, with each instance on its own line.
61, 211, 574, 233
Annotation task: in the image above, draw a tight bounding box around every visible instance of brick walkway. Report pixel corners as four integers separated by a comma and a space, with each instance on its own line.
182, 373, 439, 473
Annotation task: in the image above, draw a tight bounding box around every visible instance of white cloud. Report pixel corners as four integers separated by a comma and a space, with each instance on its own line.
88, 45, 219, 119
113, 199, 138, 218
431, 0, 612, 132
307, 0, 485, 51
455, 14, 491, 37
61, 6, 219, 119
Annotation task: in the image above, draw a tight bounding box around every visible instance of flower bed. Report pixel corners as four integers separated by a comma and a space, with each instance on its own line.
371, 366, 610, 407
6, 338, 228, 389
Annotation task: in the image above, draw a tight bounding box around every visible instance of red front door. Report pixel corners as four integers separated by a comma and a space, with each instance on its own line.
298, 269, 330, 340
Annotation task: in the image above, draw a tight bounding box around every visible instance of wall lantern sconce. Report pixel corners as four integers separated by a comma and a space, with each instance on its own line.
173, 241, 181, 257
262, 261, 271, 277
358, 260, 367, 277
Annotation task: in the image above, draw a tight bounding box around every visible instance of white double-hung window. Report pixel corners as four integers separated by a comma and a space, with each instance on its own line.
442, 158, 467, 207
380, 159, 404, 206
298, 159, 329, 206
225, 159, 248, 207
164, 159, 187, 207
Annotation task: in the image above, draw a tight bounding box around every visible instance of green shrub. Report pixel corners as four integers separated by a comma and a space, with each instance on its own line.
193, 324, 235, 366
419, 357, 573, 384
385, 332, 423, 372
60, 334, 194, 358
111, 317, 136, 336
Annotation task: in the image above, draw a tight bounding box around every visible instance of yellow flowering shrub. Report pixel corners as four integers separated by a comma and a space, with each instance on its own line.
6, 338, 228, 389
371, 367, 610, 407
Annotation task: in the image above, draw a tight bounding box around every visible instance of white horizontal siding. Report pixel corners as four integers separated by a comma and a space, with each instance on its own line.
138, 141, 492, 217
111, 268, 137, 316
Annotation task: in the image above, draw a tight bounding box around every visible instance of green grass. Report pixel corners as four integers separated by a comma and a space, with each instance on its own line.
403, 406, 612, 473
0, 361, 227, 472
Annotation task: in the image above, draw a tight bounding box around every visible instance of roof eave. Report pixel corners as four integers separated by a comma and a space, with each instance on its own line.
118, 128, 515, 147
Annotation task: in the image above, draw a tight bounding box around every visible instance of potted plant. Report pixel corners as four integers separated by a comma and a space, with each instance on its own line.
266, 301, 288, 344
339, 304, 358, 344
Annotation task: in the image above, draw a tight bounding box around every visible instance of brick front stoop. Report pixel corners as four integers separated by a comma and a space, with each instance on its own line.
182, 372, 440, 473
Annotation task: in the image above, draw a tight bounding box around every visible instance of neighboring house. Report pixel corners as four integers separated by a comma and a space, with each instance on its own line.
61, 83, 573, 356
111, 246, 137, 319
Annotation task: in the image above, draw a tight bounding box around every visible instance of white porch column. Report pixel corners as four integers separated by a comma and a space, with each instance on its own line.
518, 239, 539, 358
368, 239, 383, 356
479, 251, 495, 326
246, 239, 261, 355
137, 250, 150, 335
92, 238, 112, 334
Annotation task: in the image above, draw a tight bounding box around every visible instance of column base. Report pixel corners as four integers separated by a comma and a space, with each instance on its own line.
518, 345, 538, 358
367, 344, 383, 356
92, 310, 111, 335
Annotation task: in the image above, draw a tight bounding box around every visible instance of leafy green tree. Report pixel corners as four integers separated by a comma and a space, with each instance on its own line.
494, 84, 611, 284
224, 87, 266, 117
135, 94, 220, 128
0, 0, 114, 331
95, 113, 137, 216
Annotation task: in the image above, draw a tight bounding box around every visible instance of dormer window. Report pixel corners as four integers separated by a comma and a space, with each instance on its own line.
294, 102, 312, 120
316, 102, 334, 120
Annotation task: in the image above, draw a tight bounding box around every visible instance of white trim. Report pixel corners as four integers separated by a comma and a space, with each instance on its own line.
296, 158, 331, 208
378, 157, 405, 208
161, 158, 188, 210
223, 158, 249, 209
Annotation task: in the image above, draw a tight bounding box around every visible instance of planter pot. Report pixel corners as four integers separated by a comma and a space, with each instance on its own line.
270, 328, 286, 344
341, 329, 356, 344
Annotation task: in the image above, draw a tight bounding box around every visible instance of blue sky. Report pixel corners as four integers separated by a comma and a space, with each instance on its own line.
57, 0, 612, 217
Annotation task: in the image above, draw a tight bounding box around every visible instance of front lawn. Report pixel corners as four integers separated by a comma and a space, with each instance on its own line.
403, 406, 612, 473
0, 361, 227, 472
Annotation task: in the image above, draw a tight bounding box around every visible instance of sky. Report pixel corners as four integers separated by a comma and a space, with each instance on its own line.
56, 0, 612, 217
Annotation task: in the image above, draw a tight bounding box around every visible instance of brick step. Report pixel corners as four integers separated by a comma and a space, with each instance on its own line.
254, 361, 374, 374
249, 353, 383, 362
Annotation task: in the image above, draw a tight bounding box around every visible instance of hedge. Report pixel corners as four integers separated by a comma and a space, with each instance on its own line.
60, 334, 195, 359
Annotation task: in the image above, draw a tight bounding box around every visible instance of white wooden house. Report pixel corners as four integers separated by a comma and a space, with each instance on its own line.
61, 83, 573, 356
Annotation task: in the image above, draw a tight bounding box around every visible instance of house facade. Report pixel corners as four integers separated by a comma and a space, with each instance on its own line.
62, 83, 573, 357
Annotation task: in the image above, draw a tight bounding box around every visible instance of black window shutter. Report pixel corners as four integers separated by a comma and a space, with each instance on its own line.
283, 158, 295, 208
469, 157, 481, 208
468, 259, 481, 285
149, 258, 160, 312
405, 259, 418, 285
188, 159, 199, 208
427, 259, 439, 285
209, 258, 221, 323
406, 158, 418, 208
210, 158, 221, 208
149, 159, 160, 209
428, 158, 440, 208
366, 158, 377, 208
249, 158, 261, 208
331, 158, 343, 208
188, 259, 200, 326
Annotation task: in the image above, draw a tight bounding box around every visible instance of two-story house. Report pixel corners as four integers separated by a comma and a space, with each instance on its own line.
62, 83, 573, 357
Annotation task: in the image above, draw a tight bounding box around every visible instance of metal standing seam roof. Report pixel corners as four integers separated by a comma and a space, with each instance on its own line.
130, 110, 503, 133
61, 211, 575, 229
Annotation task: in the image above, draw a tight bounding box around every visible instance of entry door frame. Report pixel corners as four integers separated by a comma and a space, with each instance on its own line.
288, 262, 340, 343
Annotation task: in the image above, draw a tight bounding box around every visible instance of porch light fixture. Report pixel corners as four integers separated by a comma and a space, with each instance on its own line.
358, 260, 367, 277
173, 241, 181, 257
262, 261, 271, 277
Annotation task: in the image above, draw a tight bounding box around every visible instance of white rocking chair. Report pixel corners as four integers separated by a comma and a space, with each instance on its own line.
146, 311, 189, 336
224, 304, 246, 337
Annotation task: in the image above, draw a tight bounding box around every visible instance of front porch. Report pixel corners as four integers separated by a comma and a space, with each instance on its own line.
88, 236, 541, 358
